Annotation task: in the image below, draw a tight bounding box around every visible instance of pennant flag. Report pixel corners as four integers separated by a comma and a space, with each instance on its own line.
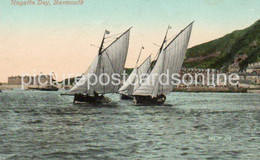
105, 30, 110, 34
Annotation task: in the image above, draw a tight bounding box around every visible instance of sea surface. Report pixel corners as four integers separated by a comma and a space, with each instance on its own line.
0, 91, 259, 160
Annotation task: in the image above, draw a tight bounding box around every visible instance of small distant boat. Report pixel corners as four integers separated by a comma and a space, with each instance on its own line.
67, 27, 132, 103
133, 22, 194, 105
28, 85, 59, 91
119, 46, 151, 100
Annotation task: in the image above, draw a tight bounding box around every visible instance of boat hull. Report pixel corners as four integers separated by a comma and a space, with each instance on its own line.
35, 88, 58, 91
73, 93, 111, 103
28, 86, 58, 91
120, 94, 134, 100
133, 95, 166, 105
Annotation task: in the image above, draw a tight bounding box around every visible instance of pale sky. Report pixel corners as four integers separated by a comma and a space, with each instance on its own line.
0, 0, 259, 82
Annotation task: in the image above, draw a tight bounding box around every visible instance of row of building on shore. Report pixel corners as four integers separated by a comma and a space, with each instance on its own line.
175, 62, 259, 92
7, 75, 52, 85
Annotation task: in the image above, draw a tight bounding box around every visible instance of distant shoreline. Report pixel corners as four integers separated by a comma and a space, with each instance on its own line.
172, 87, 253, 93
1, 84, 259, 93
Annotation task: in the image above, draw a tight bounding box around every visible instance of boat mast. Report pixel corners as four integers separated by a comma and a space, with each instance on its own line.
97, 30, 109, 94
151, 25, 171, 95
148, 25, 171, 73
159, 26, 171, 95
98, 31, 107, 55
135, 46, 144, 68
159, 25, 171, 54
134, 46, 144, 90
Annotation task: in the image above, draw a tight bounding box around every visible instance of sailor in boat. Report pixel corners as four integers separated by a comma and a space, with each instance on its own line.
133, 22, 194, 105
67, 27, 132, 103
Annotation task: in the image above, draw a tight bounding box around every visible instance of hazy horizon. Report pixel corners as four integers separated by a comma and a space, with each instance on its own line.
0, 0, 260, 82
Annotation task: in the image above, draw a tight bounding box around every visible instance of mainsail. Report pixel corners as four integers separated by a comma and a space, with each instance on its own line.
68, 28, 131, 95
133, 22, 193, 97
118, 55, 151, 95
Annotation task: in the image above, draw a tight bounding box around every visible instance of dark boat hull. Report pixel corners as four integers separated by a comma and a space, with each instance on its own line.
133, 95, 166, 105
73, 93, 110, 103
120, 94, 134, 100
36, 88, 58, 91
28, 87, 58, 91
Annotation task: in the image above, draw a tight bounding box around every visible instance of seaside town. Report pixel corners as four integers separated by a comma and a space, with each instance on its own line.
1, 62, 259, 93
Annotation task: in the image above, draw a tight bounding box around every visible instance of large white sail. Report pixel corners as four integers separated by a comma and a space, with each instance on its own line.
133, 22, 193, 97
119, 55, 151, 95
118, 67, 137, 95
68, 28, 131, 95
133, 55, 151, 92
68, 55, 99, 94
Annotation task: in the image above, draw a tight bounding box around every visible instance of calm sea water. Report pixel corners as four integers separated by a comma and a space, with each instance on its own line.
0, 91, 259, 160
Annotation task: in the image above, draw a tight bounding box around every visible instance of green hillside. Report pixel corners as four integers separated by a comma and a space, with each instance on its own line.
183, 19, 260, 71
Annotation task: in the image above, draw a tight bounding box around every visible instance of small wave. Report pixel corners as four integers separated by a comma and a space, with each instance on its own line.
26, 119, 44, 124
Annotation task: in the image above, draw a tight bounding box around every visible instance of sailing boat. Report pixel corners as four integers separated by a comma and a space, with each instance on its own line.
67, 28, 131, 103
118, 47, 151, 99
133, 22, 194, 105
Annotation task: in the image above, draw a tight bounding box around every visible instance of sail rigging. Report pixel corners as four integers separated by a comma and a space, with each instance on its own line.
133, 22, 193, 97
68, 28, 131, 95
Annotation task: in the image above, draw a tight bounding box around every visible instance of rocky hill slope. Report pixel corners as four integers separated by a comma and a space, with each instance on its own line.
183, 19, 260, 71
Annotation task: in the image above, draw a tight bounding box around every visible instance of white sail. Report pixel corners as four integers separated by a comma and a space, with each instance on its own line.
119, 55, 151, 95
132, 49, 165, 97
68, 28, 131, 95
118, 67, 137, 95
133, 55, 151, 92
68, 55, 99, 94
133, 22, 193, 97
